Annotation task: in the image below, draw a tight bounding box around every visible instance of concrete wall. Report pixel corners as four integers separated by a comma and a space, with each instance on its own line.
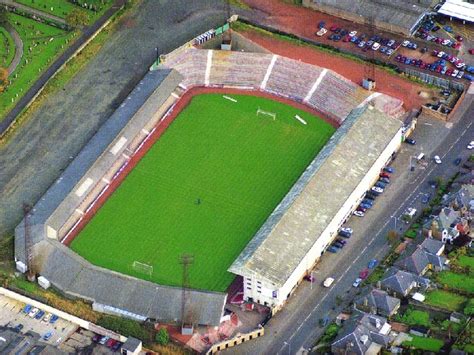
206, 327, 264, 354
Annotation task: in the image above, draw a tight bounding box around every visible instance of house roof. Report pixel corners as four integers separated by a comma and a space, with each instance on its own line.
354, 288, 400, 315
395, 248, 430, 275
438, 207, 460, 230
332, 313, 390, 354
122, 337, 142, 352
381, 267, 417, 294
420, 238, 444, 255
229, 106, 402, 287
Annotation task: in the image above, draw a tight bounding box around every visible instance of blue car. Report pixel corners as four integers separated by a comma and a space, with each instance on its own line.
327, 246, 340, 253
375, 181, 386, 189
350, 36, 358, 43
404, 58, 411, 65
360, 203, 372, 209
50, 314, 59, 324
362, 199, 373, 206
383, 167, 394, 173
23, 304, 32, 314
421, 193, 431, 204
35, 310, 45, 320
43, 331, 53, 341
318, 21, 325, 29
368, 259, 378, 269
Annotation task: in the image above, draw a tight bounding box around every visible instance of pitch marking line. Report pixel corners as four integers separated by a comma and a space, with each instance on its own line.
223, 95, 237, 103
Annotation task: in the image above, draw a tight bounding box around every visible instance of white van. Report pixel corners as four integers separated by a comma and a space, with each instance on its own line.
323, 277, 335, 287
416, 153, 425, 161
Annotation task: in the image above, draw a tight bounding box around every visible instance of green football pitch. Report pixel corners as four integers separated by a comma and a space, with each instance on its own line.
71, 93, 335, 292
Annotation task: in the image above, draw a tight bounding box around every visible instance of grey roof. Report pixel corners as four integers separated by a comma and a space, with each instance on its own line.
229, 106, 401, 287
36, 239, 226, 326
420, 238, 444, 255
354, 288, 400, 315
438, 207, 460, 230
395, 248, 430, 275
381, 267, 417, 294
122, 337, 141, 352
332, 313, 390, 354
310, 0, 431, 33
14, 69, 227, 326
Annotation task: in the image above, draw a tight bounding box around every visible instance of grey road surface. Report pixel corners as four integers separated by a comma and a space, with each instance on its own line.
0, 0, 225, 237
226, 96, 474, 355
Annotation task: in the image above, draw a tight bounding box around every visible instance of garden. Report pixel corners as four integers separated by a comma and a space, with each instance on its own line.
425, 290, 468, 312
402, 335, 444, 352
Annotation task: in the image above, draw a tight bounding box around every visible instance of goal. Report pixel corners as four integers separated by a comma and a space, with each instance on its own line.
257, 107, 276, 120
132, 261, 153, 277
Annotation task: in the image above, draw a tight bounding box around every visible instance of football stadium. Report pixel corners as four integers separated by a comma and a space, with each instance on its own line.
14, 32, 406, 326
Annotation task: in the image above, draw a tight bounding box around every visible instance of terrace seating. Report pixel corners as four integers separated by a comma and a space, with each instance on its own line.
265, 57, 323, 103
209, 51, 272, 88
162, 48, 208, 88
307, 71, 370, 123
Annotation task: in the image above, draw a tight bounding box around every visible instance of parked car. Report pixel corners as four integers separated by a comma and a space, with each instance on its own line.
375, 181, 387, 189
454, 158, 462, 166
467, 141, 474, 150
433, 155, 442, 164
340, 227, 353, 235
43, 331, 53, 341
333, 241, 344, 248
379, 177, 390, 184
14, 324, 24, 332
469, 48, 474, 55
304, 274, 316, 282
383, 167, 394, 173
316, 28, 328, 36
42, 313, 52, 324
402, 40, 410, 47
404, 138, 416, 145
50, 314, 59, 324
359, 269, 369, 279
28, 308, 39, 318
327, 246, 340, 253
352, 278, 363, 287
421, 193, 431, 204
340, 29, 348, 36
336, 238, 347, 245
329, 25, 338, 32
368, 259, 378, 269
371, 186, 383, 194
92, 334, 102, 343
360, 202, 372, 209
353, 210, 365, 217
318, 21, 326, 29
349, 30, 357, 37
323, 277, 335, 287
106, 339, 118, 348
35, 310, 45, 320
112, 342, 122, 351
362, 199, 373, 206
23, 304, 32, 314
358, 41, 366, 48
357, 206, 367, 212
99, 336, 110, 345
372, 42, 380, 50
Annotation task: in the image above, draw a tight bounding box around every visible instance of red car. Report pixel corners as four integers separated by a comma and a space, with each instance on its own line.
359, 269, 369, 279
106, 338, 118, 348
470, 48, 474, 55
343, 35, 351, 42
329, 25, 339, 32
455, 35, 463, 42
380, 172, 390, 178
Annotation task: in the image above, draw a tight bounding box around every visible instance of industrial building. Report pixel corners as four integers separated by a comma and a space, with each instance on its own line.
302, 0, 434, 36
229, 105, 403, 311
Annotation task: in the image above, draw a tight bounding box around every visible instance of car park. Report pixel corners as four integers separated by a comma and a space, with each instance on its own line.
353, 210, 365, 217
368, 259, 378, 269
352, 278, 362, 287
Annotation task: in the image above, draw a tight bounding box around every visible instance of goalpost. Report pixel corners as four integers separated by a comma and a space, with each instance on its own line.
132, 261, 153, 278
256, 107, 277, 121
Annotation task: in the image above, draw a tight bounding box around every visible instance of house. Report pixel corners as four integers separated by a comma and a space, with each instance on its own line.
395, 245, 448, 276
380, 267, 429, 297
354, 288, 401, 317
331, 313, 392, 355
121, 337, 142, 355
423, 207, 468, 244
420, 238, 445, 256
450, 184, 474, 215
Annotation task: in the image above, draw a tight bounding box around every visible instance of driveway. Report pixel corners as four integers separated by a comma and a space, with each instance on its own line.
224, 94, 474, 355
0, 0, 226, 237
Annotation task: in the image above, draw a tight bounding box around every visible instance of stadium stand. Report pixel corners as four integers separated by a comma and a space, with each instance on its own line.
265, 56, 323, 103
209, 50, 272, 88
161, 48, 404, 124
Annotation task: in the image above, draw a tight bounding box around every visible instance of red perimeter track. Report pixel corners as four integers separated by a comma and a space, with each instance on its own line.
62, 87, 338, 247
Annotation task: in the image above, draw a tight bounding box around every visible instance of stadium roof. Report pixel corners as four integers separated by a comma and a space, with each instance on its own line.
309, 0, 432, 33
229, 106, 402, 287
438, 0, 474, 23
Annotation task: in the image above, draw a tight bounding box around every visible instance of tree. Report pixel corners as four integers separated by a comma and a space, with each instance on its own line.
66, 9, 88, 28
0, 7, 8, 25
155, 328, 169, 345
463, 299, 474, 316
0, 67, 8, 92
387, 230, 399, 246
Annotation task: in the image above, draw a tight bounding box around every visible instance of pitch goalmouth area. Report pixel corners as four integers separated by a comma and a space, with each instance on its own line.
70, 92, 335, 292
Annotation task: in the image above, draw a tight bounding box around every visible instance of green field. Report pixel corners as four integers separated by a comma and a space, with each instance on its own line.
403, 335, 443, 352
437, 271, 474, 294
425, 290, 467, 312
71, 94, 335, 291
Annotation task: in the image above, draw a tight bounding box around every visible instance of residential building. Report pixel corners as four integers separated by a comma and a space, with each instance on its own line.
354, 288, 401, 317
395, 245, 448, 276
380, 267, 429, 297
423, 207, 469, 244
331, 313, 392, 355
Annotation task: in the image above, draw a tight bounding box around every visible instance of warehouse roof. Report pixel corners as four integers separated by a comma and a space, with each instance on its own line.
310, 0, 432, 33
438, 0, 474, 23
229, 106, 402, 287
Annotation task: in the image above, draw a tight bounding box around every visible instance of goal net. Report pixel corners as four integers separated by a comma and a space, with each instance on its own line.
257, 107, 276, 120
132, 261, 153, 277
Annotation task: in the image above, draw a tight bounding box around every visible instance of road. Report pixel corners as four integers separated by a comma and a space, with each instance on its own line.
226, 94, 473, 355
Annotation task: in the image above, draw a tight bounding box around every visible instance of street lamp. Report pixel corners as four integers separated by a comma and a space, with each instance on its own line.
284, 341, 291, 355
391, 215, 397, 231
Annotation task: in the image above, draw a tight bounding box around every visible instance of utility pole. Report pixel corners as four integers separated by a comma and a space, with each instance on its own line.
179, 253, 194, 332
362, 8, 376, 90
23, 203, 35, 282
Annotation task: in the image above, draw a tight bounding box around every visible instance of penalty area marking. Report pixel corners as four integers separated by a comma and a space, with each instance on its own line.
223, 95, 237, 102
294, 115, 307, 125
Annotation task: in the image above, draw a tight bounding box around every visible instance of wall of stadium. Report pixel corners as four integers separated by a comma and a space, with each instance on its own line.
242, 123, 403, 310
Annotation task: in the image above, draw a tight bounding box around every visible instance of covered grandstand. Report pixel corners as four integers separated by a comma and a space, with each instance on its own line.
14, 47, 405, 325
302, 0, 434, 36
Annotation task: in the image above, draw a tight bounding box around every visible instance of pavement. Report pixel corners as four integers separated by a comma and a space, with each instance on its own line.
0, 0, 226, 238
224, 94, 474, 355
4, 22, 22, 75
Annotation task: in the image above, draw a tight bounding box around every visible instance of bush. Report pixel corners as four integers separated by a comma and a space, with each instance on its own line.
156, 328, 169, 345
464, 298, 474, 316
404, 229, 417, 239
97, 315, 150, 342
